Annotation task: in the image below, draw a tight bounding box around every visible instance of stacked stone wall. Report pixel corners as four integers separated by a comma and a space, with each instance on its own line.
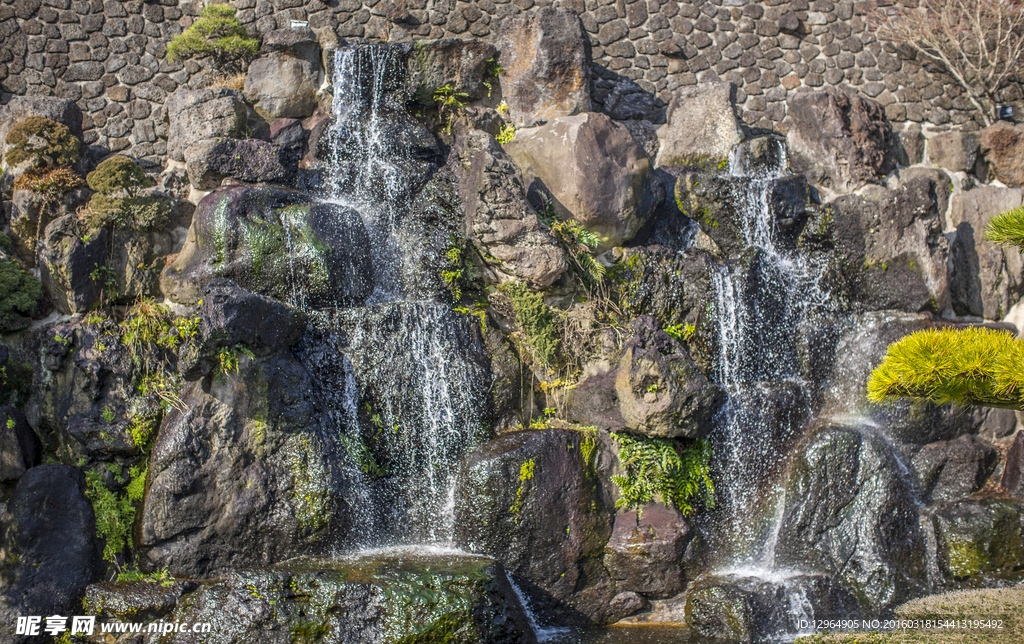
1, 0, 1021, 167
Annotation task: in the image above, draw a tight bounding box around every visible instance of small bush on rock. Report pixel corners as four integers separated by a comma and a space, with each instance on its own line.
0, 258, 42, 331
166, 5, 259, 74
3, 116, 80, 168
11, 166, 84, 202
87, 155, 151, 197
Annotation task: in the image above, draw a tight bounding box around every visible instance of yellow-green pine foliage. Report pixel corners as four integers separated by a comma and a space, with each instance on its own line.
166, 5, 259, 69
867, 327, 1024, 410
984, 205, 1024, 251
3, 116, 79, 168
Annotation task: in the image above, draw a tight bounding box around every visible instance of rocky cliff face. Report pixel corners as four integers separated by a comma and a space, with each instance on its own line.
1, 8, 1023, 644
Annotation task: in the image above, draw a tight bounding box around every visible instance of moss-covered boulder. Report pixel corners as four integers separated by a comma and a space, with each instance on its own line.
160, 185, 372, 307
149, 554, 534, 644
932, 498, 1024, 584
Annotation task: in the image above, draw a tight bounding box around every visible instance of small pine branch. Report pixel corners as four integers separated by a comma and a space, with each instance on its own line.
867, 327, 1024, 410
984, 205, 1024, 251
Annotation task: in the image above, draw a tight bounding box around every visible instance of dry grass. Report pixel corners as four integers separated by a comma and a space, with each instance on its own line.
206, 72, 246, 90
797, 587, 1024, 644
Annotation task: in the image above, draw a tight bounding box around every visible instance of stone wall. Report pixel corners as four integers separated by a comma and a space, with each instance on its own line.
1, 0, 1022, 168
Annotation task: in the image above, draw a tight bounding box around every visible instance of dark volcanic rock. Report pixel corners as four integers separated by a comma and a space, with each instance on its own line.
785, 90, 897, 193
979, 121, 1024, 187
160, 186, 372, 307
455, 428, 619, 625
0, 466, 99, 643
912, 437, 998, 504
38, 215, 108, 315
1002, 431, 1024, 498
185, 138, 299, 189
775, 427, 927, 612
407, 38, 498, 105
165, 88, 248, 163
0, 407, 40, 485
603, 504, 693, 598
931, 498, 1024, 582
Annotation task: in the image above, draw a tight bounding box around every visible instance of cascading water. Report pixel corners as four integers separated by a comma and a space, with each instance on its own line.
296, 45, 488, 549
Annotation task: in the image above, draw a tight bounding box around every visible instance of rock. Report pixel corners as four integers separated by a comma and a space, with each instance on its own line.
931, 498, 1024, 581
506, 112, 663, 252
105, 227, 175, 305
407, 38, 498, 105
138, 352, 347, 578
267, 118, 306, 151
926, 131, 979, 173
779, 10, 800, 32
604, 79, 660, 122
8, 186, 89, 267
673, 170, 808, 257
184, 138, 298, 189
178, 279, 307, 380
161, 555, 535, 644
979, 121, 1024, 187
616, 246, 715, 330
831, 177, 950, 313
0, 96, 84, 171
898, 167, 952, 222
244, 28, 322, 119
165, 88, 248, 162
453, 129, 567, 288
912, 437, 998, 504
1001, 431, 1024, 497
38, 215, 108, 315
685, 574, 855, 642
897, 123, 924, 166
655, 82, 743, 168
948, 186, 1024, 319
566, 316, 723, 437
495, 7, 592, 127
0, 466, 99, 643
160, 185, 372, 307
603, 504, 692, 598
786, 90, 897, 193
0, 407, 40, 485
455, 428, 618, 625
775, 427, 928, 612
84, 580, 197, 624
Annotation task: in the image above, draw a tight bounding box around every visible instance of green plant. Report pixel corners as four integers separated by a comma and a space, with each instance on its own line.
116, 566, 173, 586
500, 282, 560, 368
11, 166, 84, 202
90, 264, 118, 304
610, 433, 715, 518
509, 458, 535, 521
482, 57, 502, 97
0, 258, 42, 330
129, 414, 154, 449
166, 4, 259, 74
217, 344, 256, 378
496, 121, 516, 145
496, 100, 509, 115
549, 216, 606, 286
126, 464, 147, 501
664, 323, 696, 342
6, 418, 14, 430
433, 83, 469, 135
84, 469, 136, 565
441, 238, 465, 301
101, 406, 115, 423
84, 193, 167, 231
3, 116, 79, 168
984, 205, 1024, 250
86, 155, 151, 197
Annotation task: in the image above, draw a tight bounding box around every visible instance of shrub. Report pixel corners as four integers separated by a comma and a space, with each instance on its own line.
3, 116, 79, 168
86, 155, 151, 197
0, 258, 42, 331
11, 166, 84, 202
166, 5, 259, 74
84, 468, 136, 563
610, 433, 715, 518
84, 193, 167, 231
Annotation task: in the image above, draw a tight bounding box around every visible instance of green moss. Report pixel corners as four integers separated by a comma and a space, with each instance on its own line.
84, 193, 167, 231
509, 458, 535, 521
3, 116, 79, 168
945, 540, 984, 578
500, 282, 560, 367
0, 258, 42, 330
84, 469, 136, 563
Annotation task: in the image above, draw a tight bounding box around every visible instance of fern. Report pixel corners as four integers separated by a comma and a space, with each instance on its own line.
610, 433, 715, 518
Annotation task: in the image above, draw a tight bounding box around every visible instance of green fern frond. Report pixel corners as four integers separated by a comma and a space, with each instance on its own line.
610, 433, 714, 518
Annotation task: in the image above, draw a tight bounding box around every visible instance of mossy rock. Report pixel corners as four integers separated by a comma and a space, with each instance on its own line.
933, 498, 1024, 584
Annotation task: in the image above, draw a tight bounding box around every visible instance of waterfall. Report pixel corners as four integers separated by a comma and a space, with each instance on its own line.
296, 44, 488, 550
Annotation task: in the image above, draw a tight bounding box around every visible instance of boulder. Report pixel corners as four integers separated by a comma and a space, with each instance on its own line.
785, 90, 897, 193
495, 8, 592, 127
616, 246, 715, 330
925, 130, 979, 173
8, 186, 89, 267
160, 185, 372, 307
911, 437, 998, 504
897, 167, 952, 222
184, 138, 298, 189
896, 123, 924, 166
0, 466, 99, 643
138, 354, 346, 578
979, 121, 1024, 187
161, 556, 535, 644
604, 79, 661, 122
104, 227, 175, 304
38, 215, 108, 315
0, 407, 39, 485
454, 428, 619, 625
931, 498, 1024, 582
84, 580, 197, 624
775, 427, 928, 612
603, 504, 693, 598
178, 279, 307, 380
948, 186, 1024, 319
453, 129, 567, 288
566, 316, 724, 437
506, 112, 663, 252
655, 82, 743, 168
165, 88, 248, 162
831, 177, 950, 313
407, 38, 498, 105
244, 28, 322, 119
1001, 431, 1024, 498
